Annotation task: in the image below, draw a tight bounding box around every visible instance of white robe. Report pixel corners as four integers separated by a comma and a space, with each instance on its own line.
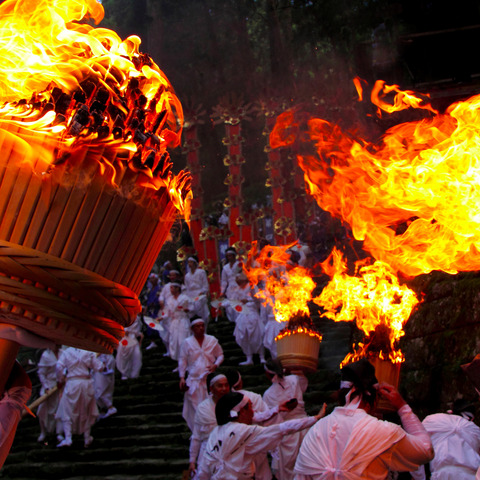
294, 405, 433, 479
412, 413, 480, 480
236, 389, 278, 480
185, 268, 210, 322
190, 396, 217, 472
221, 261, 242, 298
116, 316, 143, 379
164, 293, 192, 361
37, 349, 61, 435
197, 416, 317, 480
263, 374, 309, 480
93, 353, 115, 410
260, 299, 287, 358
230, 284, 263, 356
178, 334, 224, 431
55, 348, 103, 434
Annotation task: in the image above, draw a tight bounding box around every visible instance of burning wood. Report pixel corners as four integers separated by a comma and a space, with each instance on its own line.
0, 0, 191, 352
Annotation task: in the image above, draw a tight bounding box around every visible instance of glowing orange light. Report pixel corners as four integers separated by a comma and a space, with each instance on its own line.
0, 0, 190, 215
270, 79, 480, 277
245, 242, 317, 324
314, 248, 419, 365
275, 326, 323, 342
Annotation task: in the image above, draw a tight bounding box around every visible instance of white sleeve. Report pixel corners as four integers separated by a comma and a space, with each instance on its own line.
245, 416, 317, 455
387, 405, 434, 469
253, 405, 279, 424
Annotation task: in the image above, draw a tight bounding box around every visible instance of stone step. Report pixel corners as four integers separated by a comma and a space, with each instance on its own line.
1, 313, 349, 479
1, 458, 188, 479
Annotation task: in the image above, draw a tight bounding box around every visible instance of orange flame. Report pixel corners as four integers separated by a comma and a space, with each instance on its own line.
245, 242, 317, 324
275, 325, 323, 342
0, 0, 189, 215
270, 79, 480, 277
314, 248, 419, 364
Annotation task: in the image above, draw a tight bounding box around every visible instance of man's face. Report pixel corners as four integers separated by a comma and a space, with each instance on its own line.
170, 285, 181, 296
210, 378, 230, 400
226, 253, 235, 263
188, 260, 197, 271
191, 323, 205, 337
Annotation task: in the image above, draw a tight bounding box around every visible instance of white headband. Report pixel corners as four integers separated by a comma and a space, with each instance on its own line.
170, 282, 182, 288
209, 374, 227, 388
191, 318, 205, 327
230, 396, 249, 418
188, 257, 198, 264
340, 380, 353, 389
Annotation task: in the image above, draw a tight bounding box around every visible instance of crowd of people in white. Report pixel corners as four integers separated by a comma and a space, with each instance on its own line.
3, 245, 480, 479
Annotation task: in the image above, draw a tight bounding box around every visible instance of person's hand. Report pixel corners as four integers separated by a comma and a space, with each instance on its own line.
375, 382, 407, 411
179, 378, 187, 391
207, 364, 217, 373
188, 462, 196, 477
315, 403, 327, 420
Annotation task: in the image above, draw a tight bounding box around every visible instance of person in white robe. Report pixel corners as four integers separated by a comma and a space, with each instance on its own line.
197, 392, 325, 480
116, 315, 144, 380
163, 283, 192, 364
55, 347, 103, 448
156, 270, 184, 354
93, 353, 117, 419
229, 272, 265, 365
179, 318, 224, 431
0, 362, 32, 469
220, 247, 242, 322
258, 288, 287, 359
263, 358, 309, 480
410, 399, 480, 480
188, 373, 230, 478
294, 358, 434, 480
184, 257, 210, 325
37, 346, 62, 442
227, 369, 296, 480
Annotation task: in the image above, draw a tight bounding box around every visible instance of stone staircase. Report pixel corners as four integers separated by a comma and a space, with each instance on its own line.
0, 313, 351, 480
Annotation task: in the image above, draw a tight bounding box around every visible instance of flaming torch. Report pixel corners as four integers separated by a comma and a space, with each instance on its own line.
0, 0, 191, 391
314, 248, 419, 409
269, 77, 480, 408
245, 242, 322, 372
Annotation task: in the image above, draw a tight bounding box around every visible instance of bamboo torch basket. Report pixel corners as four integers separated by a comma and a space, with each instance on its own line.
368, 356, 402, 413
276, 330, 322, 373
0, 125, 184, 353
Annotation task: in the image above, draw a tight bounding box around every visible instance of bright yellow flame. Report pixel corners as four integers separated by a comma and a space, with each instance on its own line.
270, 79, 480, 277
245, 242, 316, 324
314, 248, 419, 364
0, 0, 189, 212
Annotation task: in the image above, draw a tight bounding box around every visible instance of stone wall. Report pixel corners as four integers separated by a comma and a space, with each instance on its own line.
400, 271, 480, 416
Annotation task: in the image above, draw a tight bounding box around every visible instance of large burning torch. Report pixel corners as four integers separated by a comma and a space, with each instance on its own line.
245, 242, 323, 373
268, 78, 480, 400
0, 0, 190, 394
